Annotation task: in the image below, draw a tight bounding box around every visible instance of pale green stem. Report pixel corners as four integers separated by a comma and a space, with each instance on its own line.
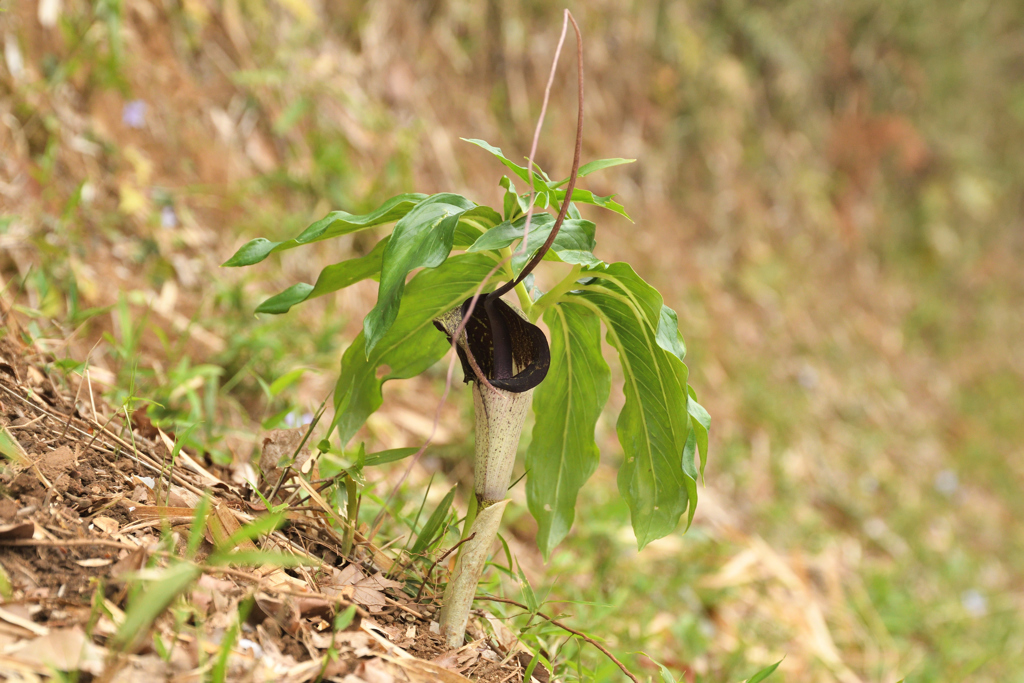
497, 247, 535, 313
438, 500, 510, 646
434, 303, 535, 648
529, 263, 583, 322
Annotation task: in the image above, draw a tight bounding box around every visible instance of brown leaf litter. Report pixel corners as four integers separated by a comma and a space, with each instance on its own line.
0, 330, 537, 682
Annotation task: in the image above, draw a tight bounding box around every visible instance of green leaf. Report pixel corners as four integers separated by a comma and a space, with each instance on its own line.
570, 262, 694, 547
255, 236, 389, 314
330, 252, 501, 444
186, 495, 211, 559
364, 193, 477, 355
461, 138, 549, 190
553, 157, 636, 187
467, 214, 555, 253
469, 214, 601, 270
223, 193, 425, 267
526, 303, 610, 558
500, 176, 519, 220
688, 392, 710, 481
114, 562, 201, 649
656, 305, 687, 361
516, 561, 539, 613
457, 205, 503, 234
334, 605, 357, 630
552, 187, 631, 221
745, 659, 783, 683
216, 511, 285, 552
363, 447, 419, 467
410, 485, 456, 555
268, 368, 308, 397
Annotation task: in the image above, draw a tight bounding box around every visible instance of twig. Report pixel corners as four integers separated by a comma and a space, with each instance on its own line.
0, 538, 134, 551
475, 595, 640, 683
0, 383, 209, 498
414, 532, 476, 602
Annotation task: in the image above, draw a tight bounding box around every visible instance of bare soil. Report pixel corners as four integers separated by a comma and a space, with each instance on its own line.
0, 327, 531, 682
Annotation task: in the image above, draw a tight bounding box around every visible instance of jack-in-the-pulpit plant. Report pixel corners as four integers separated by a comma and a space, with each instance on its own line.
224, 20, 709, 652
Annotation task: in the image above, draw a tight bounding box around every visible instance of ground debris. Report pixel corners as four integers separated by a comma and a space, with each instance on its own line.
0, 332, 526, 682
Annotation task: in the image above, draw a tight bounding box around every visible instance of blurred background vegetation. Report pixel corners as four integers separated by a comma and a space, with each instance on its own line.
2, 0, 1022, 680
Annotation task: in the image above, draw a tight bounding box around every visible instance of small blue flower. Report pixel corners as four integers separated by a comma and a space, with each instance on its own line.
961, 589, 987, 617
122, 100, 147, 129
934, 469, 958, 496
161, 205, 177, 229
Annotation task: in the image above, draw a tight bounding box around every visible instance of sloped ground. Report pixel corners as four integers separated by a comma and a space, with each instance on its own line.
0, 324, 536, 682
2, 0, 1023, 681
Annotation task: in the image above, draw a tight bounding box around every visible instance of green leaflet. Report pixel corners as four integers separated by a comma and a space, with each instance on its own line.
571, 262, 695, 547
410, 485, 457, 555
468, 214, 600, 269
331, 252, 500, 444
255, 236, 389, 315
461, 138, 548, 189
525, 302, 610, 559
463, 138, 632, 220
745, 659, 784, 683
552, 188, 631, 220
467, 213, 557, 252
688, 388, 711, 481
455, 205, 502, 244
223, 193, 425, 267
364, 193, 478, 356
553, 157, 636, 187
114, 562, 202, 649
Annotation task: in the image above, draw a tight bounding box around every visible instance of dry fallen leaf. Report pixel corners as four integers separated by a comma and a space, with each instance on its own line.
4, 626, 105, 675
74, 558, 113, 568
0, 522, 34, 541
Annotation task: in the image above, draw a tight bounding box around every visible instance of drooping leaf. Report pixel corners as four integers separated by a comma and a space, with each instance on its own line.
569, 263, 694, 547
364, 193, 477, 355
331, 252, 501, 444
223, 193, 425, 267
255, 236, 389, 314
526, 303, 610, 558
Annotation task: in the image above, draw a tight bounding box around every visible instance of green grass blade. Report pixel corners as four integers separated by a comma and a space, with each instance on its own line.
410, 485, 457, 556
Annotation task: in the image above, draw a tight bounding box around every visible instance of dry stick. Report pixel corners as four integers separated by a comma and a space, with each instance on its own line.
474, 595, 640, 683
368, 9, 583, 542
413, 532, 476, 602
